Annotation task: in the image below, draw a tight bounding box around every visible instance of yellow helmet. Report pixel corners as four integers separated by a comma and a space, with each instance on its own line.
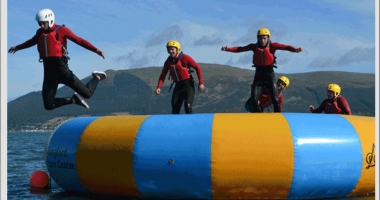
326, 83, 341, 97
278, 76, 290, 88
166, 40, 181, 52
257, 28, 271, 38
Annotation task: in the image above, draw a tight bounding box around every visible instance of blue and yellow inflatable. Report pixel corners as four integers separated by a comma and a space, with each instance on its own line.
45, 113, 375, 199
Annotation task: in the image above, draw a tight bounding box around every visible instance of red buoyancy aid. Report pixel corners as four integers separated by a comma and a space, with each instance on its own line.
166, 52, 192, 82
324, 99, 343, 114
253, 41, 275, 67
37, 25, 64, 58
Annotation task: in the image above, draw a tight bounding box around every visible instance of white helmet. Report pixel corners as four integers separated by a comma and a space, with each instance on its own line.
36, 9, 55, 27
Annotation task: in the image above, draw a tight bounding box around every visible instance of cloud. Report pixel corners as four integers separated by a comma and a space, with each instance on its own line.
236, 21, 288, 44
308, 47, 375, 69
114, 50, 149, 69
145, 25, 183, 48
193, 35, 225, 46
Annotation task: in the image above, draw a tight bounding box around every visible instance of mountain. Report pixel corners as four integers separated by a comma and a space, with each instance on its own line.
7, 64, 375, 131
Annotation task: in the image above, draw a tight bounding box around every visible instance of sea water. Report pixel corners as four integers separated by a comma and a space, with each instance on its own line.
7, 132, 137, 200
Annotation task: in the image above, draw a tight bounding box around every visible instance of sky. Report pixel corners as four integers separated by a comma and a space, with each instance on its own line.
4, 0, 378, 102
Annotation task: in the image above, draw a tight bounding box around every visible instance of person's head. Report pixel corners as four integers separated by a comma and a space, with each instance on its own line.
257, 28, 270, 46
166, 40, 181, 58
326, 83, 341, 99
36, 9, 55, 30
277, 76, 290, 91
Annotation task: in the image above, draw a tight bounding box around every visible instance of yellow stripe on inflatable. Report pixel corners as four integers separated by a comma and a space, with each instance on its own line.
76, 116, 148, 197
343, 115, 375, 196
211, 113, 294, 199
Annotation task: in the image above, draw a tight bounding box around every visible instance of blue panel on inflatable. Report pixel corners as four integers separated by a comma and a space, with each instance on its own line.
133, 114, 214, 199
283, 113, 362, 199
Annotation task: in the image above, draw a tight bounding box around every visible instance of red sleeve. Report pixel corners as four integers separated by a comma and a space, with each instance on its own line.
312, 100, 327, 113
182, 54, 204, 85
15, 29, 41, 50
226, 43, 256, 53
270, 42, 298, 53
59, 26, 98, 53
337, 96, 352, 115
157, 62, 169, 89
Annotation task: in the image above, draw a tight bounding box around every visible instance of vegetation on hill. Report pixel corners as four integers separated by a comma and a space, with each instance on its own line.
7, 64, 375, 131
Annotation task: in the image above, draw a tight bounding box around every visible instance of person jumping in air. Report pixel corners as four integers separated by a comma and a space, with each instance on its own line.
8, 8, 106, 110
156, 40, 205, 114
245, 76, 290, 112
222, 28, 303, 112
308, 83, 352, 115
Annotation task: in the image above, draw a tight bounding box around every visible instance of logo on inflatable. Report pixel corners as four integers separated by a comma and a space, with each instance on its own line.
366, 144, 375, 169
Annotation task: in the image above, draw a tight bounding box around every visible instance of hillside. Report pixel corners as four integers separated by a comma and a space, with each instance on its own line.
7, 64, 375, 131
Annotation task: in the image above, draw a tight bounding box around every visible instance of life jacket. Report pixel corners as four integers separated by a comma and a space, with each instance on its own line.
166, 52, 194, 92
259, 87, 282, 109
37, 25, 69, 60
324, 96, 343, 114
253, 41, 277, 67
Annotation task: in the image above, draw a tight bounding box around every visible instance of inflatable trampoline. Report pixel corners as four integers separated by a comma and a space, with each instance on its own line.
45, 113, 375, 199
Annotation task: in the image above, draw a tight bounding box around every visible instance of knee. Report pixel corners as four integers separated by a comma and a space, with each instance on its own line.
44, 104, 55, 111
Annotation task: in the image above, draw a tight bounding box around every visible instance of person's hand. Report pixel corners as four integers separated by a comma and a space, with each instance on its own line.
155, 88, 161, 95
96, 50, 105, 59
308, 105, 314, 111
221, 46, 227, 51
296, 47, 304, 52
8, 46, 18, 54
198, 84, 205, 92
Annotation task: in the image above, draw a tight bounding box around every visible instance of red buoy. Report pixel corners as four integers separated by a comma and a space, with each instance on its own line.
30, 170, 49, 188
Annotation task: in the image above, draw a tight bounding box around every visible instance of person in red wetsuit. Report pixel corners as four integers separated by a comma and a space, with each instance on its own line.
8, 8, 107, 110
222, 28, 303, 113
309, 83, 352, 115
245, 76, 290, 112
156, 40, 205, 114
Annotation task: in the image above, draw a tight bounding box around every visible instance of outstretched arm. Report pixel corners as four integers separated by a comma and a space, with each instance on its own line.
96, 50, 105, 59
271, 42, 304, 53
221, 43, 256, 52
295, 47, 304, 52
63, 27, 105, 59
8, 46, 18, 54
8, 31, 40, 54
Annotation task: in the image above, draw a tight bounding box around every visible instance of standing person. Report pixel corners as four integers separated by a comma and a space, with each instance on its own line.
308, 83, 352, 115
156, 40, 205, 114
245, 76, 290, 112
221, 28, 303, 112
8, 8, 107, 110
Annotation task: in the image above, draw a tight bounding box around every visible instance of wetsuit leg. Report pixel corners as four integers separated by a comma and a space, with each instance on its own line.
184, 83, 195, 114
58, 57, 99, 98
267, 75, 280, 112
42, 78, 71, 110
63, 74, 99, 99
171, 85, 185, 114
250, 83, 263, 112
42, 58, 72, 110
